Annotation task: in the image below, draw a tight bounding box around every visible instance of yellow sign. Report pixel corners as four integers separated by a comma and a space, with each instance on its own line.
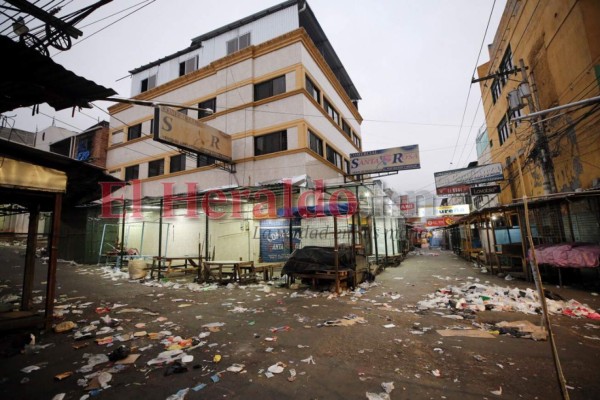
0, 157, 67, 192
154, 106, 232, 162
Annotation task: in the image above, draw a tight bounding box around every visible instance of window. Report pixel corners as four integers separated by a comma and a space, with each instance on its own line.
127, 123, 142, 141
148, 159, 164, 177
308, 130, 323, 156
344, 159, 351, 175
326, 145, 343, 170
254, 75, 286, 101
255, 130, 287, 156
170, 154, 186, 173
198, 98, 216, 118
508, 107, 522, 126
197, 154, 216, 167
324, 98, 339, 125
342, 120, 352, 137
124, 165, 139, 181
491, 45, 513, 104
179, 56, 198, 76
497, 115, 510, 145
491, 79, 502, 104
352, 132, 361, 148
305, 75, 320, 104
140, 75, 156, 93
499, 45, 514, 86
226, 32, 251, 55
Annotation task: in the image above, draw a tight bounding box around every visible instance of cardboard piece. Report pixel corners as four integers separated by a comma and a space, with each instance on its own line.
436, 329, 496, 338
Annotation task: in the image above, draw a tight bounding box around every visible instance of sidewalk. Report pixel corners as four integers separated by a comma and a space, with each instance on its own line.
1, 246, 599, 399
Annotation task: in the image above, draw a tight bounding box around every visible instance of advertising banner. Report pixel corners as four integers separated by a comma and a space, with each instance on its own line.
435, 204, 470, 216
434, 163, 503, 194
426, 217, 456, 227
154, 106, 232, 162
259, 219, 301, 262
350, 145, 420, 175
470, 185, 501, 195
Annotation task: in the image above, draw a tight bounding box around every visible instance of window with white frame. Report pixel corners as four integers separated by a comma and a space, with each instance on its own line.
140, 74, 156, 93
226, 32, 251, 55
179, 56, 198, 77
324, 98, 339, 125
497, 115, 510, 145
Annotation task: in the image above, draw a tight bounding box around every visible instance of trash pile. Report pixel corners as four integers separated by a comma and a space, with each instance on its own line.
418, 282, 600, 320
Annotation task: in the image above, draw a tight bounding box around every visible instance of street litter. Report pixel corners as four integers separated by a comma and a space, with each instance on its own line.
54, 321, 76, 333
383, 324, 395, 328
323, 314, 367, 327
418, 282, 600, 320
21, 365, 42, 373
301, 356, 316, 364
166, 388, 189, 400
268, 362, 286, 374
192, 383, 207, 391
227, 363, 245, 373
115, 354, 140, 365
431, 369, 441, 377
54, 371, 73, 381
495, 320, 548, 340
491, 387, 503, 396
288, 368, 297, 382
437, 329, 496, 338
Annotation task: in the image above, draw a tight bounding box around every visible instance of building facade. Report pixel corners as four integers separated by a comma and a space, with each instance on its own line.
105, 1, 371, 262
477, 0, 600, 204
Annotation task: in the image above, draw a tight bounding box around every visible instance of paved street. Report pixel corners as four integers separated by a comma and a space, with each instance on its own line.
1, 244, 600, 400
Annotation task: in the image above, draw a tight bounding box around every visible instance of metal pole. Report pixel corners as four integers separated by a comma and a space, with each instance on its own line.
21, 204, 40, 311
371, 198, 379, 265
333, 216, 339, 294
157, 199, 163, 280
383, 216, 388, 263
44, 193, 62, 331
119, 201, 126, 270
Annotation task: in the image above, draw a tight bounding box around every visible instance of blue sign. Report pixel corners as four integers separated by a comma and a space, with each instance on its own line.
259, 219, 301, 262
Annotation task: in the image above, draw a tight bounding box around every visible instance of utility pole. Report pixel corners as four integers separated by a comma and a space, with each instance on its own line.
518, 59, 557, 195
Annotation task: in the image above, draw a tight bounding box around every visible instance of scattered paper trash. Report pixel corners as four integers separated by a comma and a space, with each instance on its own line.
491, 387, 503, 396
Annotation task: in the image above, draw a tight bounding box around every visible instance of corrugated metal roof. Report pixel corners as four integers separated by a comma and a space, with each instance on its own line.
0, 36, 116, 113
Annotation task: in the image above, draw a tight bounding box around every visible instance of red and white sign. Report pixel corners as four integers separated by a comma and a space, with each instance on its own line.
400, 203, 415, 211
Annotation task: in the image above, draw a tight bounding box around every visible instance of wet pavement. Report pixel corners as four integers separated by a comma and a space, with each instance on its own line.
1, 244, 600, 400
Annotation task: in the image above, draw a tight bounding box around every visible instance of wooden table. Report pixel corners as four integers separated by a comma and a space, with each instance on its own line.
201, 260, 255, 284
150, 256, 200, 280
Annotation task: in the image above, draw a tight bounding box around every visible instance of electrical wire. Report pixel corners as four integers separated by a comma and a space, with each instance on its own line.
448, 0, 497, 167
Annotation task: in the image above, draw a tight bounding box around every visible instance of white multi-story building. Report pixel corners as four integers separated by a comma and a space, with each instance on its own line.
107, 0, 361, 195
105, 0, 365, 262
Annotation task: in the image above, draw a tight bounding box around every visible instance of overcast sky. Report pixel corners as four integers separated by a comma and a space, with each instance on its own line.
6, 0, 506, 197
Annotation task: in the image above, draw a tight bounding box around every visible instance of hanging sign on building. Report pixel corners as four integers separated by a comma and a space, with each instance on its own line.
426, 216, 456, 227
470, 185, 501, 195
350, 145, 420, 175
154, 106, 232, 163
435, 204, 470, 216
434, 163, 503, 195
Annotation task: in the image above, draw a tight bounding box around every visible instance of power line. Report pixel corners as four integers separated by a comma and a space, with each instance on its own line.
448, 0, 497, 167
